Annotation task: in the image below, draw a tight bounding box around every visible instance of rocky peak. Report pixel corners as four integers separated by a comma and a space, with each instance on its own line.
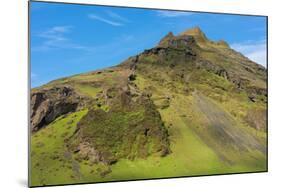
179, 27, 231, 49
158, 31, 197, 49
165, 31, 174, 39
181, 26, 204, 35
180, 27, 208, 43
158, 32, 175, 46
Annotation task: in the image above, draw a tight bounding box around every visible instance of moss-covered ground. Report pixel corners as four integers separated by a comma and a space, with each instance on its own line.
31, 68, 266, 186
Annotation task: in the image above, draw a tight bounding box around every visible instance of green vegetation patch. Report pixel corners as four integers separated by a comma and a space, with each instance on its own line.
31, 110, 88, 186
67, 95, 170, 165
74, 84, 101, 98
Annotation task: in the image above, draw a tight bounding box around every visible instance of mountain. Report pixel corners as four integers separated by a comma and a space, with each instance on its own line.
30, 27, 267, 186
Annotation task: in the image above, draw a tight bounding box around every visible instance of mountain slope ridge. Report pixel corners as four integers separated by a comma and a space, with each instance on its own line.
30, 27, 267, 186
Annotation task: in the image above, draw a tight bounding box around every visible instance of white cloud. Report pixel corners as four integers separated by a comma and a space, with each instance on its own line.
106, 11, 130, 23
88, 14, 123, 26
38, 25, 71, 39
231, 40, 267, 67
157, 10, 193, 17
32, 25, 87, 51
49, 26, 72, 33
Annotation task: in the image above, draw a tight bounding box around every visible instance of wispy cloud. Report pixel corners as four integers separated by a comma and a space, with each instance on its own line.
47, 26, 72, 33
157, 10, 193, 18
231, 40, 267, 67
106, 11, 130, 23
32, 25, 87, 51
88, 14, 123, 26
37, 25, 70, 42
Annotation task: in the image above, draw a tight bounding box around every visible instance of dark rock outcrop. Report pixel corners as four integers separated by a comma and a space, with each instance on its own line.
31, 86, 88, 132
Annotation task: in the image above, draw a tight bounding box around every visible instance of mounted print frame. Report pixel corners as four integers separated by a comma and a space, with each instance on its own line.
29, 1, 268, 187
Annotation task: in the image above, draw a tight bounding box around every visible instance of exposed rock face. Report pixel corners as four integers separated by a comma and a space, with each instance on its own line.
159, 32, 198, 50
180, 26, 209, 43
31, 86, 87, 132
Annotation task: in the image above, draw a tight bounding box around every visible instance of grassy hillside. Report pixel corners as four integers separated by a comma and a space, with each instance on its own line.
30, 27, 267, 186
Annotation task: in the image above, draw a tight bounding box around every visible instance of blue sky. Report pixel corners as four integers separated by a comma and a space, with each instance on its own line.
30, 1, 267, 87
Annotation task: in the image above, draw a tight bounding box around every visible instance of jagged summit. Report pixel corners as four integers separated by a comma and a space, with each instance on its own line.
180, 26, 208, 43
158, 27, 230, 49
125, 26, 266, 99
158, 30, 197, 48
181, 26, 204, 35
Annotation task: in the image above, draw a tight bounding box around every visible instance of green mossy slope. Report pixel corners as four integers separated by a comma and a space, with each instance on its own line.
30, 27, 267, 186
